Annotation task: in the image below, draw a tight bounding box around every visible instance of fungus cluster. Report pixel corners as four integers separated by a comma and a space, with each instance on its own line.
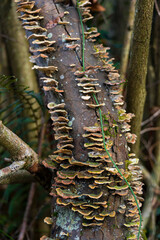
15, 0, 143, 239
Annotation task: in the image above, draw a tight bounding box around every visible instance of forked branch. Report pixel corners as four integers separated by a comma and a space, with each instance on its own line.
0, 121, 52, 188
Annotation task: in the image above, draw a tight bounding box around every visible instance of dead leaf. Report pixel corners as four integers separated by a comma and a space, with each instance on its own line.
89, 0, 105, 12
46, 13, 65, 29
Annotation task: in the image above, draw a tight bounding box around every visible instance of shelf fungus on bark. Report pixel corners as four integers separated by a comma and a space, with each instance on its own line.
22, 21, 40, 26
27, 33, 47, 40
32, 39, 56, 46
16, 1, 35, 10
30, 46, 55, 53
15, 0, 143, 238
19, 15, 44, 21
32, 65, 58, 77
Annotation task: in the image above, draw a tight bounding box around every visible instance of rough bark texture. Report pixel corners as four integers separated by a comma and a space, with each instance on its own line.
154, 13, 160, 184
126, 0, 154, 156
120, 0, 136, 81
33, 2, 126, 238
15, 1, 143, 239
0, 121, 38, 165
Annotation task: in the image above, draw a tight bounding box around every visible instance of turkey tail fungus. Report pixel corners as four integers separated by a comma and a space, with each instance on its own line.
15, 0, 143, 239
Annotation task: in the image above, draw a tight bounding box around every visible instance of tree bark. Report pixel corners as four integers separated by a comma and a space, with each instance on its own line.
153, 12, 160, 185
120, 0, 136, 81
126, 0, 154, 156
14, 1, 143, 239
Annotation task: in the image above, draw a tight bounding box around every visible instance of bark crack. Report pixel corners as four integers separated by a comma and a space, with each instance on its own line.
54, 1, 83, 66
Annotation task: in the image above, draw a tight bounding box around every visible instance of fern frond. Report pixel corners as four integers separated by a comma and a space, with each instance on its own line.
0, 74, 45, 148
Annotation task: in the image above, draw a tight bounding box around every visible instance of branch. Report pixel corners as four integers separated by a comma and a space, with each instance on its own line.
0, 121, 52, 189
0, 121, 38, 170
141, 109, 160, 127
142, 184, 154, 229
0, 170, 34, 184
155, 0, 160, 16
0, 161, 25, 179
141, 164, 159, 190
140, 126, 160, 135
18, 183, 36, 240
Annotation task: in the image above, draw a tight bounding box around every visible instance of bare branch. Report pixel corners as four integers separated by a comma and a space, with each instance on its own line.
142, 185, 154, 229
141, 164, 159, 189
0, 121, 52, 189
155, 0, 160, 16
0, 161, 25, 179
0, 169, 34, 184
0, 121, 38, 170
140, 126, 160, 135
141, 109, 160, 127
18, 183, 36, 240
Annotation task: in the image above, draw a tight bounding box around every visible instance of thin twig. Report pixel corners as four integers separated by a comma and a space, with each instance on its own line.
155, 0, 160, 16
141, 164, 159, 190
4, 158, 12, 162
141, 109, 160, 127
151, 208, 156, 239
18, 117, 46, 239
18, 183, 36, 240
142, 185, 155, 229
0, 33, 18, 42
140, 126, 160, 135
141, 137, 156, 165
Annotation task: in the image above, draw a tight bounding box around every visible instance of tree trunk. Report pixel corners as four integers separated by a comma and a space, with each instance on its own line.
15, 0, 143, 239
120, 0, 136, 81
126, 0, 154, 156
0, 0, 38, 91
153, 12, 160, 185
0, 0, 41, 144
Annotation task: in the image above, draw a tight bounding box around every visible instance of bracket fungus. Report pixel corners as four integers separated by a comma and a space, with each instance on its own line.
15, 0, 143, 239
